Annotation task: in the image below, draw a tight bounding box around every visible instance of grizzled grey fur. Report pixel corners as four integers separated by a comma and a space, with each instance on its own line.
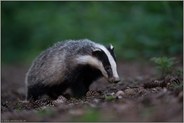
25, 39, 119, 100
27, 39, 95, 85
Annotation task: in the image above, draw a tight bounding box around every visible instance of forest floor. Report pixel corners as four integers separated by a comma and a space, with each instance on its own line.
1, 59, 183, 122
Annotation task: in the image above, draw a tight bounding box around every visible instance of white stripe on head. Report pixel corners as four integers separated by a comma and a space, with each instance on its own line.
75, 55, 108, 78
95, 44, 119, 79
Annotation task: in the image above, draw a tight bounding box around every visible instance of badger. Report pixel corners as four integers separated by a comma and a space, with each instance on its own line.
25, 39, 120, 100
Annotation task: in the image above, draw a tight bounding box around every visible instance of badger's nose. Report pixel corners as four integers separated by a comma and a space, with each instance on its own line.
114, 78, 121, 83
109, 77, 121, 83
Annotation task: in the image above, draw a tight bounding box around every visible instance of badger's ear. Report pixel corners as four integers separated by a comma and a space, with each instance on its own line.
107, 44, 114, 51
92, 48, 102, 56
109, 44, 114, 50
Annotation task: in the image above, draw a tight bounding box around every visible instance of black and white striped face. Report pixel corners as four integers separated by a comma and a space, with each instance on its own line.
75, 43, 120, 83
91, 44, 120, 83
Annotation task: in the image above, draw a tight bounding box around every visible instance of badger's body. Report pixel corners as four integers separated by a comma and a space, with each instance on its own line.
25, 39, 120, 100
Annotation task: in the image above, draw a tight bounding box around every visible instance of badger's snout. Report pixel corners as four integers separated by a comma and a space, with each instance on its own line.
108, 77, 121, 83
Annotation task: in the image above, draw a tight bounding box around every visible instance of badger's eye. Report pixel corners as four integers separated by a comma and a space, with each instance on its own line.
105, 66, 111, 72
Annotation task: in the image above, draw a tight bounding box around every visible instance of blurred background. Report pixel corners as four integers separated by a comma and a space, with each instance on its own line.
1, 2, 183, 122
2, 1, 183, 64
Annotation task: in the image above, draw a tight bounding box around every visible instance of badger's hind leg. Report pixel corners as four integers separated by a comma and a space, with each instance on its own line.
28, 82, 70, 100
46, 82, 70, 100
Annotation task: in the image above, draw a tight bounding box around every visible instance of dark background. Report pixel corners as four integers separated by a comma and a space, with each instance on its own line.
2, 1, 183, 64
1, 2, 183, 122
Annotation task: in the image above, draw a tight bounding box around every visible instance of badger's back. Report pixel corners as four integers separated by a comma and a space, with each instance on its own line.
27, 39, 95, 85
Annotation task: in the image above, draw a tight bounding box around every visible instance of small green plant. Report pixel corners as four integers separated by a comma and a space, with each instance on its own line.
169, 80, 183, 90
104, 95, 116, 101
37, 107, 54, 117
151, 57, 176, 77
15, 103, 22, 112
77, 108, 100, 122
175, 68, 183, 78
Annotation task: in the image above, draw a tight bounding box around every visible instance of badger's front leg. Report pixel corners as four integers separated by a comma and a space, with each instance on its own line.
70, 81, 89, 98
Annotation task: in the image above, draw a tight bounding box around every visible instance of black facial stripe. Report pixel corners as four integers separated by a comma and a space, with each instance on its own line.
92, 50, 113, 78
106, 46, 117, 62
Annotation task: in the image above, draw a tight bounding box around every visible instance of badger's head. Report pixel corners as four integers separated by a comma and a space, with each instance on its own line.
76, 43, 120, 83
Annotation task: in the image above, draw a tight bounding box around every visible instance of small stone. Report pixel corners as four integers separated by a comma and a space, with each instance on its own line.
115, 90, 125, 99
124, 88, 135, 95
163, 88, 167, 93
115, 90, 125, 97
152, 88, 157, 91
117, 95, 122, 99
110, 92, 115, 96
93, 98, 100, 103
52, 96, 67, 105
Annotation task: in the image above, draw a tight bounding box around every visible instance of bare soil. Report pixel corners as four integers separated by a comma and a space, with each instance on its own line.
1, 60, 183, 122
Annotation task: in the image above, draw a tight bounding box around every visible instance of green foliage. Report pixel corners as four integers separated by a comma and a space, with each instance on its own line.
2, 1, 183, 63
15, 103, 23, 112
77, 108, 100, 122
37, 107, 54, 117
169, 80, 183, 90
104, 95, 116, 101
175, 68, 183, 78
151, 57, 176, 77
